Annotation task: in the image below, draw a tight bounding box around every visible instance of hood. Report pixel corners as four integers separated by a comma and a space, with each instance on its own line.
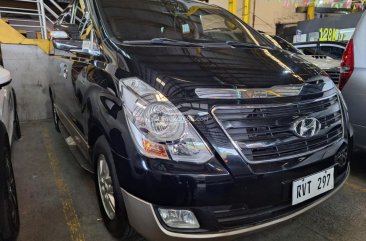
116, 45, 332, 177
118, 46, 322, 100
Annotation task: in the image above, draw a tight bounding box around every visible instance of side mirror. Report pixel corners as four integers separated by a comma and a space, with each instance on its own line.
51, 32, 83, 52
51, 24, 83, 52
0, 67, 11, 87
51, 24, 100, 56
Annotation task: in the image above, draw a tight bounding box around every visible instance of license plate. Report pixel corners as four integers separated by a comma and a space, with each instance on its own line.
292, 167, 334, 205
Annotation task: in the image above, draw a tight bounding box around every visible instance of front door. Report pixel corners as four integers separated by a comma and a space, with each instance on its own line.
50, 0, 95, 159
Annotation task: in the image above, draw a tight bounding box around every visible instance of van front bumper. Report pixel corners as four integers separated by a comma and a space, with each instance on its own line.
121, 164, 349, 241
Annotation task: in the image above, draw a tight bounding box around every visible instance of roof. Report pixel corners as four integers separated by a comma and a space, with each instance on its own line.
293, 41, 348, 46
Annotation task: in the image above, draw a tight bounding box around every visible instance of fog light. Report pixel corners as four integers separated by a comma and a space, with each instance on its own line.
335, 147, 348, 167
158, 208, 200, 229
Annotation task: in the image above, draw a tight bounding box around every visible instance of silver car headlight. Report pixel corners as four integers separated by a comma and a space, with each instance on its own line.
119, 77, 213, 163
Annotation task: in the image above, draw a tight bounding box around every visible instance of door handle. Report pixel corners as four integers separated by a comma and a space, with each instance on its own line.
60, 63, 68, 79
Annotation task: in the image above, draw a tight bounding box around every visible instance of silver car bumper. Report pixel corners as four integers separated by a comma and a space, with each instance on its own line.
121, 165, 349, 241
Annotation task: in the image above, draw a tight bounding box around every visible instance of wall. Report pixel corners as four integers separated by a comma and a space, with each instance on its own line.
210, 0, 243, 18
251, 0, 305, 34
210, 0, 228, 9
208, 0, 306, 35
1, 44, 52, 121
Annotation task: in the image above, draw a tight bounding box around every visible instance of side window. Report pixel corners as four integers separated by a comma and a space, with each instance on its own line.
60, 0, 100, 55
298, 47, 317, 56
74, 6, 84, 25
318, 46, 344, 60
80, 12, 92, 40
71, 0, 93, 40
201, 14, 244, 42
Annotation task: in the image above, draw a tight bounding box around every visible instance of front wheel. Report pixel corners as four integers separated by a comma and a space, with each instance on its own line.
93, 136, 136, 239
0, 136, 19, 241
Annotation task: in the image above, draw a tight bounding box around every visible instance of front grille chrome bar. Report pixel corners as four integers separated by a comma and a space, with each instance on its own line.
211, 92, 344, 164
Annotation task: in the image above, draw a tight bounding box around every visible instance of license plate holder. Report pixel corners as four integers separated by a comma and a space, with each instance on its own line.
292, 167, 334, 205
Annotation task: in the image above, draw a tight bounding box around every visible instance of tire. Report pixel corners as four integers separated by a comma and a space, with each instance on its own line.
12, 90, 21, 140
93, 136, 137, 240
13, 110, 21, 141
0, 135, 19, 241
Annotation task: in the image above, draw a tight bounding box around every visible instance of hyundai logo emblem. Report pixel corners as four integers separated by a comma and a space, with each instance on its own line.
292, 117, 322, 138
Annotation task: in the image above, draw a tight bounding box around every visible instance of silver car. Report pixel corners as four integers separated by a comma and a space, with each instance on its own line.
0, 66, 21, 241
340, 12, 366, 150
264, 35, 342, 84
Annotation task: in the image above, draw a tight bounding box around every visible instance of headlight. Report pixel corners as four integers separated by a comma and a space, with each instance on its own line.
120, 77, 213, 163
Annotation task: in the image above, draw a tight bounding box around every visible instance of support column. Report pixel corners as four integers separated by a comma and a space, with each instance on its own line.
307, 0, 315, 20
228, 0, 237, 15
242, 0, 251, 24
38, 0, 48, 39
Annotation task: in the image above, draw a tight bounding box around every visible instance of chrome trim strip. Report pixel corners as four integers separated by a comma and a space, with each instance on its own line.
319, 43, 346, 49
336, 94, 346, 139
121, 165, 349, 241
195, 79, 335, 99
54, 104, 90, 159
211, 93, 344, 164
195, 86, 305, 99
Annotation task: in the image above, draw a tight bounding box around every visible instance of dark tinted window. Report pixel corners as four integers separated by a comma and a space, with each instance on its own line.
318, 46, 344, 60
98, 0, 268, 45
298, 47, 317, 56
266, 35, 302, 54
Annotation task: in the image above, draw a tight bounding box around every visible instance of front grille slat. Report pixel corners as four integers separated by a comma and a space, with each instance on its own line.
212, 94, 344, 163
249, 131, 342, 160
325, 69, 341, 85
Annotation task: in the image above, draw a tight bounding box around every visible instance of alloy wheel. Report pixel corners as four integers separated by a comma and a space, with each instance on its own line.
97, 154, 116, 220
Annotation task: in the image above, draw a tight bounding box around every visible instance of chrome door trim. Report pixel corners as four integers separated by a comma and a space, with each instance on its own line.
195, 78, 335, 99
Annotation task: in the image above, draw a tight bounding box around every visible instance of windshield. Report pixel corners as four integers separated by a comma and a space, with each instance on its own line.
98, 0, 269, 46
265, 35, 303, 55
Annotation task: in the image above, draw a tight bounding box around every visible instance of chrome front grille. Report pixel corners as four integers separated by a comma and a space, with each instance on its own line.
325, 69, 340, 85
212, 94, 344, 164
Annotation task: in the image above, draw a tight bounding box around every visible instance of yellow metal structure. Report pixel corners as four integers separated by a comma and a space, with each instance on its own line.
0, 19, 52, 54
242, 0, 251, 24
307, 0, 315, 20
228, 0, 237, 15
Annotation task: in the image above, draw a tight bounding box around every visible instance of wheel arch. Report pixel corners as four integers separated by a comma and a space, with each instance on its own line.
88, 120, 104, 155
85, 93, 129, 160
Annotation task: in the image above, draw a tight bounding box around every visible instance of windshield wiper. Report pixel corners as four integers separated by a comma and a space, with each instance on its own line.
123, 38, 204, 47
224, 41, 271, 49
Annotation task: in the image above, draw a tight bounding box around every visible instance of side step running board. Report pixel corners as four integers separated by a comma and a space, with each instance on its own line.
59, 122, 94, 174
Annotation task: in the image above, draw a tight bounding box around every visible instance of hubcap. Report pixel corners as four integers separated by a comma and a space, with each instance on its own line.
97, 154, 115, 220
5, 151, 19, 228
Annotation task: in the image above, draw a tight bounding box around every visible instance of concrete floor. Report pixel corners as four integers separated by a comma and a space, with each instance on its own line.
11, 121, 366, 241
